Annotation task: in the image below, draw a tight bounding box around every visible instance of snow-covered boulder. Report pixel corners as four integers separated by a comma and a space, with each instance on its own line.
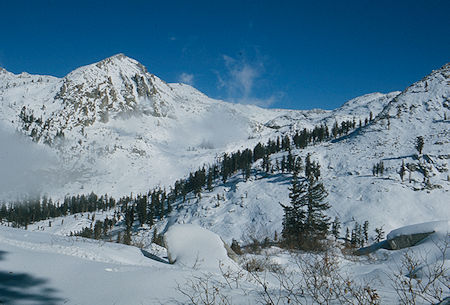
386, 220, 449, 250
164, 224, 236, 269
356, 220, 449, 255
386, 220, 449, 240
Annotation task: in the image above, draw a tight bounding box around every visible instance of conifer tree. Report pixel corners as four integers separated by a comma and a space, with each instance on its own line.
363, 220, 369, 244
415, 136, 424, 155
304, 173, 330, 240
281, 156, 330, 249
206, 168, 213, 191
399, 160, 406, 182
281, 170, 307, 246
331, 216, 341, 239
375, 226, 385, 243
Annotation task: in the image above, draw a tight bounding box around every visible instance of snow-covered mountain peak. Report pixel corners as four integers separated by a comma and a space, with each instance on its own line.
67, 53, 149, 80
340, 92, 399, 109
0, 66, 8, 75
53, 53, 178, 129
0, 55, 412, 197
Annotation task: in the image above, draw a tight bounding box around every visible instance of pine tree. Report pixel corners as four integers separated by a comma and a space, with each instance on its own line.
363, 220, 369, 244
206, 169, 213, 191
243, 163, 251, 181
304, 174, 330, 240
331, 217, 341, 239
415, 136, 424, 155
399, 160, 406, 182
136, 195, 147, 226
93, 220, 103, 239
375, 226, 385, 243
281, 157, 330, 249
332, 121, 339, 138
281, 171, 307, 246
123, 231, 132, 245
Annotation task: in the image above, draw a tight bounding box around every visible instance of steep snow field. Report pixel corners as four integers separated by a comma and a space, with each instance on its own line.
159, 61, 450, 241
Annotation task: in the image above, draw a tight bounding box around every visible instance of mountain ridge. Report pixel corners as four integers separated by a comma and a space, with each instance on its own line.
2, 55, 445, 200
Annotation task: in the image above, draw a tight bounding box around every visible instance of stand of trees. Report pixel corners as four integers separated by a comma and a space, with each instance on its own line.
0, 194, 116, 228
1, 117, 362, 241
281, 154, 330, 250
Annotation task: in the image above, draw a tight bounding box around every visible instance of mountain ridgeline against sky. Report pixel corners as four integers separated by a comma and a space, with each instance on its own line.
0, 54, 398, 197
0, 55, 448, 207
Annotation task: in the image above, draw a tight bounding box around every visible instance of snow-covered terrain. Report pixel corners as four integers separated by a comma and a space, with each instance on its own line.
0, 56, 449, 304
0, 54, 397, 199
0, 221, 448, 304
161, 63, 449, 240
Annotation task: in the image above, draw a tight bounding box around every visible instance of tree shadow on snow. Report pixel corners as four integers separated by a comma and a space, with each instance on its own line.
0, 250, 7, 261
0, 251, 64, 305
266, 173, 291, 185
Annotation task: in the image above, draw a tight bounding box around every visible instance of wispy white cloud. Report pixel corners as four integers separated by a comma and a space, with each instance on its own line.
178, 72, 194, 86
217, 54, 280, 107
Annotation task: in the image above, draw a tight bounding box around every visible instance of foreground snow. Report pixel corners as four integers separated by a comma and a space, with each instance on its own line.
0, 226, 185, 304
0, 221, 448, 304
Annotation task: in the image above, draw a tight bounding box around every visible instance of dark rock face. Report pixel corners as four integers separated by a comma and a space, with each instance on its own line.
355, 231, 435, 255
387, 231, 435, 250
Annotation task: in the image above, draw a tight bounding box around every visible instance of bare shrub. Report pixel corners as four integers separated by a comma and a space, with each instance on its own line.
263, 251, 380, 305
176, 273, 233, 305
390, 239, 449, 305
241, 255, 282, 274
177, 250, 381, 305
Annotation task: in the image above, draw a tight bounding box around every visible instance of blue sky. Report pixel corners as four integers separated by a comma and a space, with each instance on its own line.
0, 0, 449, 110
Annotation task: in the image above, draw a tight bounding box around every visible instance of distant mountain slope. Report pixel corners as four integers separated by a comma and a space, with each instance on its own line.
0, 54, 397, 198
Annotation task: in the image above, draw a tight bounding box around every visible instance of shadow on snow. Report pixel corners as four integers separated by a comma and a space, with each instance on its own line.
0, 250, 64, 305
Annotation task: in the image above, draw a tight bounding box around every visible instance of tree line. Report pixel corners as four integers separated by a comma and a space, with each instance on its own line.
1, 116, 362, 238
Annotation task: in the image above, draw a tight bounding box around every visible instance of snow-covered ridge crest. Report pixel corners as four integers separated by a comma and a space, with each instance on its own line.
378, 62, 450, 122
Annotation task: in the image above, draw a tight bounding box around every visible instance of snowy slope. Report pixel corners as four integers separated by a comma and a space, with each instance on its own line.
159, 63, 449, 242
0, 54, 397, 199
1, 56, 448, 239
0, 226, 183, 305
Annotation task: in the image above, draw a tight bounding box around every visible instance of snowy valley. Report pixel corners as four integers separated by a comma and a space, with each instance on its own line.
0, 56, 449, 304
